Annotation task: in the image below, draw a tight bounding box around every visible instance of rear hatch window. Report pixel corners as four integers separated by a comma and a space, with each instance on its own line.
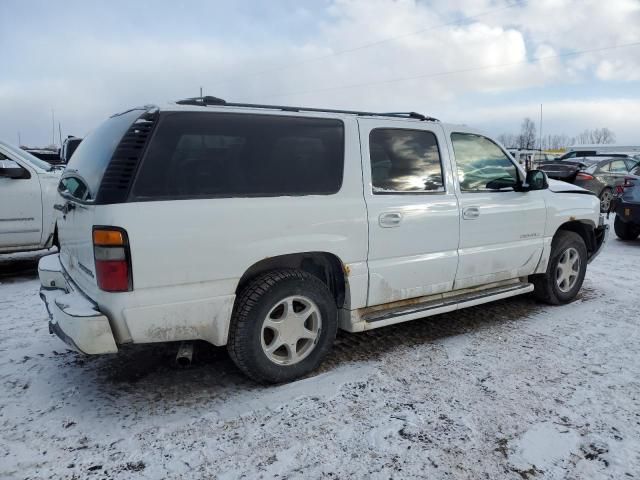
60, 108, 144, 202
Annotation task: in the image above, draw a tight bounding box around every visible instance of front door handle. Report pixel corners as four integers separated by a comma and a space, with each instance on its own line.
462, 207, 480, 220
379, 212, 402, 227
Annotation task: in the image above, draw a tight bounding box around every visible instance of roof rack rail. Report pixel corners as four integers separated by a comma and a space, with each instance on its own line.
381, 112, 438, 121
174, 96, 439, 122
176, 96, 226, 106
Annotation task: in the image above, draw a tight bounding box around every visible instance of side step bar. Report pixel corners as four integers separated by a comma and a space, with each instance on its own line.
359, 282, 534, 330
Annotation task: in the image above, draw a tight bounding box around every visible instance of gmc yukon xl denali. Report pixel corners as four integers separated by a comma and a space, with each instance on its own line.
38, 97, 608, 383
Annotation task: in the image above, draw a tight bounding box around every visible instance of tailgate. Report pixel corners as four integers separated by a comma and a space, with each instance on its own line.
54, 108, 147, 297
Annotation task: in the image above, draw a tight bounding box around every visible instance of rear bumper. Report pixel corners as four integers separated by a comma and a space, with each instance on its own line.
38, 254, 118, 354
614, 200, 640, 224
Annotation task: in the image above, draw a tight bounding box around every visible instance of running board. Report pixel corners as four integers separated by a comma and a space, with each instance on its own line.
359, 282, 534, 330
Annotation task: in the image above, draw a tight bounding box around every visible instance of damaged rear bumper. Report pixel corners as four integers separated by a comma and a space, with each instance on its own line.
38, 254, 117, 354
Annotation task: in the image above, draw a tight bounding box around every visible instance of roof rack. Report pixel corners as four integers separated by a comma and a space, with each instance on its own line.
174, 96, 439, 122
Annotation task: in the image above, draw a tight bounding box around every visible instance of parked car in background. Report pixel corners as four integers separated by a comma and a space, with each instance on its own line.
0, 140, 61, 253
507, 149, 556, 169
538, 156, 639, 212
612, 164, 640, 240
60, 136, 82, 164
558, 144, 640, 160
23, 147, 63, 165
39, 98, 607, 383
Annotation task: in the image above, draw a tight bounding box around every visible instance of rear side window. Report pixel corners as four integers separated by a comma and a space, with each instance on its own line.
369, 129, 444, 193
63, 109, 143, 201
131, 112, 344, 199
451, 133, 518, 192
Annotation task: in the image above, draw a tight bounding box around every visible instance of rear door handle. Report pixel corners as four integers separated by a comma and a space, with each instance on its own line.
379, 212, 402, 227
462, 207, 480, 220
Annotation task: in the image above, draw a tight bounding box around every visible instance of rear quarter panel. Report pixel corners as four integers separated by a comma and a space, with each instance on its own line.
90, 116, 369, 346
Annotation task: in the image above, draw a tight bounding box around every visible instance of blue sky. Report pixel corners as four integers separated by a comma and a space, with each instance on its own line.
1, 0, 639, 146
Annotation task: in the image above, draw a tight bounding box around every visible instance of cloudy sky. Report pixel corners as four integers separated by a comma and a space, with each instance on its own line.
1, 0, 639, 147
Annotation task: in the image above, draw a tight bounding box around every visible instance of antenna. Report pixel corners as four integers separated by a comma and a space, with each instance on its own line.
539, 103, 543, 153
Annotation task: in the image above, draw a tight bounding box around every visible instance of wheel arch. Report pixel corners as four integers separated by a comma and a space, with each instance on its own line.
236, 252, 349, 308
555, 220, 597, 254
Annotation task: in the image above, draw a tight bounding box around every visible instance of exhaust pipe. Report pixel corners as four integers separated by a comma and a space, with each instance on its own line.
176, 342, 194, 367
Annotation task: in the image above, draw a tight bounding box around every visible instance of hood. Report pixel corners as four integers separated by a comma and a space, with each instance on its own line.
547, 178, 592, 194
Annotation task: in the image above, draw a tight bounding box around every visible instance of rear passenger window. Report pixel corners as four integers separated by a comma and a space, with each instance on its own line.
132, 112, 344, 199
451, 133, 518, 192
369, 129, 444, 193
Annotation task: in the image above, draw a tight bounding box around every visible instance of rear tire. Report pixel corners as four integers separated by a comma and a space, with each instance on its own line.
227, 269, 337, 384
532, 230, 588, 305
599, 188, 613, 213
614, 215, 640, 241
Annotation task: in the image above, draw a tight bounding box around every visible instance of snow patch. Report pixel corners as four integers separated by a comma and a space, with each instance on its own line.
509, 422, 581, 475
208, 363, 375, 420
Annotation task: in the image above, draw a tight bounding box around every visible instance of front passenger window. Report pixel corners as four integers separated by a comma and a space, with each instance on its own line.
451, 133, 519, 192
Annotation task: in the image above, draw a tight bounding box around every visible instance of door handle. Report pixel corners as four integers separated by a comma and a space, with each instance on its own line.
462, 207, 480, 220
379, 212, 402, 227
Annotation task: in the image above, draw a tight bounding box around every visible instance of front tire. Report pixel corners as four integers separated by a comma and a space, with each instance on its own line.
532, 231, 588, 305
614, 215, 640, 241
227, 269, 337, 384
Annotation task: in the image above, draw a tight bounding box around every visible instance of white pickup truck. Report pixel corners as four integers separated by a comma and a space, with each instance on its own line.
0, 141, 61, 254
38, 99, 608, 383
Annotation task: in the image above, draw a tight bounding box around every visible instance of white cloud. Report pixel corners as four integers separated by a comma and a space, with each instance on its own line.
0, 0, 639, 145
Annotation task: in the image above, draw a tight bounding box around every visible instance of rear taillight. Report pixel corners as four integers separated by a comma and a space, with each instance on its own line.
576, 172, 594, 181
93, 227, 132, 292
616, 177, 636, 194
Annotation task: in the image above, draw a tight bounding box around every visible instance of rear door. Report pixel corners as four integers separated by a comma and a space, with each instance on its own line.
448, 131, 546, 290
359, 119, 459, 306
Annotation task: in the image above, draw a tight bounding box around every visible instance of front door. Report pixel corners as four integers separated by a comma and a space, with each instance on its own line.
0, 154, 42, 248
359, 119, 460, 306
448, 132, 546, 290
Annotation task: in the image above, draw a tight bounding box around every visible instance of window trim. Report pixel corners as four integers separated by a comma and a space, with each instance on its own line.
450, 131, 523, 194
128, 111, 346, 202
368, 127, 446, 196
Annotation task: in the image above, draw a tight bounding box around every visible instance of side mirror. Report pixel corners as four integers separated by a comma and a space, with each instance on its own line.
523, 169, 548, 191
0, 159, 29, 179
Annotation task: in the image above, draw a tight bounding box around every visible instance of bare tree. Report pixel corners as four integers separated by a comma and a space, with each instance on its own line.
518, 118, 537, 149
495, 128, 614, 150
576, 128, 616, 145
496, 133, 517, 148
590, 128, 616, 144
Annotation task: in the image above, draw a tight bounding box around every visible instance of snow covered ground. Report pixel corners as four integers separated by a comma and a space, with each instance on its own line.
1, 227, 639, 479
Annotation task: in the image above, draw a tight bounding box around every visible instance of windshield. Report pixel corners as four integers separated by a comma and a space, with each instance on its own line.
0, 142, 52, 171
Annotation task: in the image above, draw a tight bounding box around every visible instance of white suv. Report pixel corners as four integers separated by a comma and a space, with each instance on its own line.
38, 97, 608, 383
